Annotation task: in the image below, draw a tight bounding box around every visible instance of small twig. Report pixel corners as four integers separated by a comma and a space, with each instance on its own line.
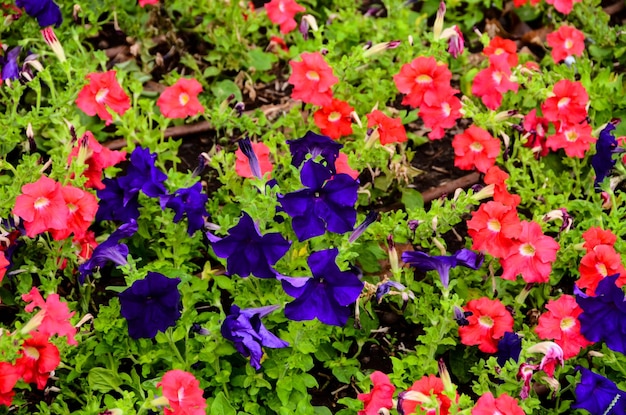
420, 172, 481, 203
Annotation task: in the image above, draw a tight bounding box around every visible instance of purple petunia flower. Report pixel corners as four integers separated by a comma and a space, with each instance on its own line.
119, 272, 181, 339
118, 147, 168, 198
1, 47, 21, 81
238, 137, 262, 179
572, 367, 626, 415
348, 210, 379, 243
576, 274, 626, 354
279, 160, 358, 241
496, 332, 522, 367
78, 220, 138, 283
160, 182, 208, 236
279, 248, 364, 326
96, 178, 141, 223
221, 304, 288, 370
16, 0, 62, 27
211, 211, 290, 278
401, 248, 484, 289
591, 123, 618, 188
287, 131, 343, 172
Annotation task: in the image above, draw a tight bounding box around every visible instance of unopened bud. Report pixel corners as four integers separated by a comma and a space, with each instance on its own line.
41, 27, 66, 63
433, 2, 446, 40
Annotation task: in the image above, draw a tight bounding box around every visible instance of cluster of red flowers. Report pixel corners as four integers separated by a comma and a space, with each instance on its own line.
521, 79, 593, 159
265, 0, 305, 34
358, 370, 524, 415
13, 176, 98, 240
76, 70, 204, 124
157, 370, 207, 415
468, 197, 559, 284
0, 288, 77, 406
313, 98, 355, 139
393, 56, 461, 140
578, 226, 626, 295
472, 37, 519, 111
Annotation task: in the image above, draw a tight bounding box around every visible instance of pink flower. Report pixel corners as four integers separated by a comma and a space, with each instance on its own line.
452, 125, 500, 173
13, 176, 69, 238
358, 371, 395, 415
157, 370, 207, 415
75, 70, 131, 125
472, 392, 524, 415
265, 0, 305, 34
22, 287, 77, 345
546, 25, 585, 63
157, 78, 204, 119
288, 52, 338, 106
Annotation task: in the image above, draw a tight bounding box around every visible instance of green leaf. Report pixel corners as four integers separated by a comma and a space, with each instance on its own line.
247, 49, 276, 72
211, 80, 242, 103
401, 188, 424, 210
87, 368, 123, 393
210, 392, 236, 415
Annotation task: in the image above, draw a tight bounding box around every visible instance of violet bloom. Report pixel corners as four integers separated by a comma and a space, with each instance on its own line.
211, 211, 290, 278
118, 147, 168, 198
238, 138, 262, 179
221, 304, 288, 370
78, 220, 138, 283
279, 248, 364, 326
576, 274, 626, 354
572, 367, 626, 415
401, 248, 484, 289
591, 123, 618, 188
119, 272, 181, 339
279, 160, 358, 241
348, 210, 379, 243
496, 332, 522, 367
287, 131, 343, 172
16, 0, 62, 27
96, 178, 140, 223
1, 47, 21, 81
160, 182, 208, 236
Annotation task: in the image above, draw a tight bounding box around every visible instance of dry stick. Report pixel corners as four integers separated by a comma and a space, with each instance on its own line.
420, 172, 481, 203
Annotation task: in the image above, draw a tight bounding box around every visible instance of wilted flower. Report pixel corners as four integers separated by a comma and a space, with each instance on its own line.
221, 304, 288, 370
402, 248, 484, 289
287, 131, 343, 171
358, 371, 395, 415
160, 182, 208, 236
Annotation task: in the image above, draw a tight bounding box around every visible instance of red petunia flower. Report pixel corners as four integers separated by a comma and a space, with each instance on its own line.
471, 54, 519, 110
75, 70, 131, 125
546, 121, 595, 158
499, 221, 560, 283
459, 297, 513, 353
139, 0, 159, 6
157, 78, 204, 119
235, 141, 273, 179
13, 176, 69, 238
545, 0, 581, 14
335, 152, 359, 180
541, 80, 588, 125
419, 94, 462, 140
522, 109, 550, 157
535, 295, 593, 359
483, 37, 519, 68
393, 56, 454, 108
157, 370, 207, 415
582, 227, 617, 252
357, 371, 395, 415
484, 166, 521, 207
265, 0, 305, 34
546, 25, 585, 63
471, 392, 524, 415
288, 52, 338, 107
400, 375, 455, 415
452, 125, 500, 173
49, 185, 98, 241
467, 201, 522, 259
68, 131, 127, 190
578, 244, 626, 295
22, 287, 77, 345
0, 362, 20, 406
366, 110, 408, 145
0, 251, 9, 284
15, 332, 61, 390
313, 99, 354, 139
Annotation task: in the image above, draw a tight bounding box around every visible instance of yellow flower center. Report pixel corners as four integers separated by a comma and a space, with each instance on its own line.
565, 131, 579, 142
470, 142, 483, 152
565, 39, 574, 49
487, 218, 501, 232
179, 92, 190, 106
560, 317, 575, 331
34, 197, 50, 210
24, 346, 40, 360
95, 88, 109, 103
306, 71, 320, 81
441, 102, 451, 117
416, 74, 433, 84
557, 97, 570, 109
596, 263, 608, 277
328, 111, 341, 122
479, 316, 494, 328
520, 242, 536, 257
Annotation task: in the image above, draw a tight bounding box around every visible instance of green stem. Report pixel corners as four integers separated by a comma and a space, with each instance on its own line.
167, 329, 187, 368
